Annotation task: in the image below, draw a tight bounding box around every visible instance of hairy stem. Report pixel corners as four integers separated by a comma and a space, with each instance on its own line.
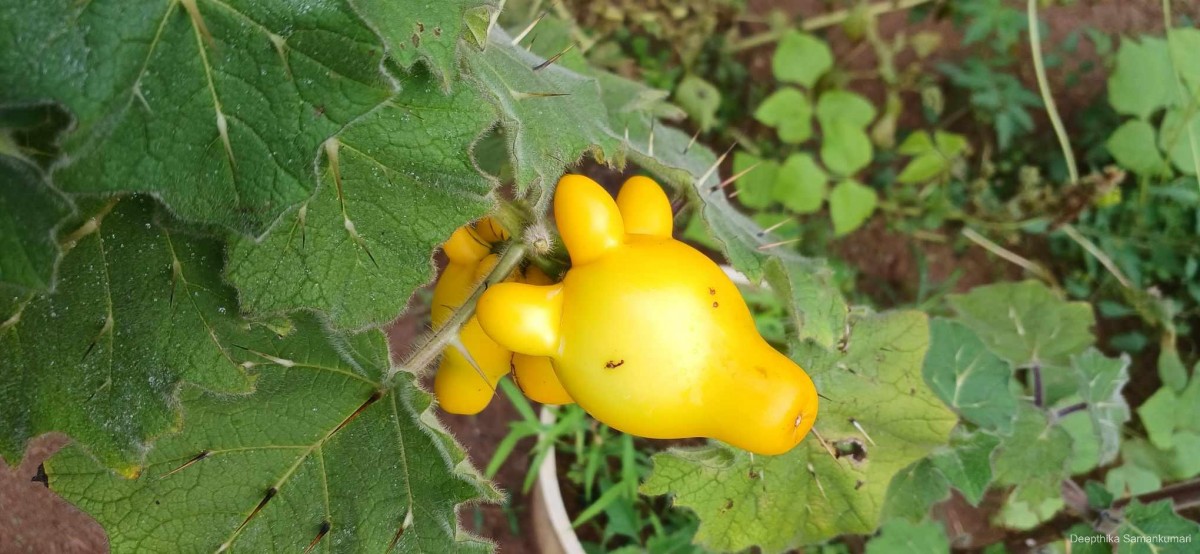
384, 242, 528, 385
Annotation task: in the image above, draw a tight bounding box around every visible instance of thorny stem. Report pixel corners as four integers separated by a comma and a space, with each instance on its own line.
383, 242, 529, 385
728, 0, 935, 53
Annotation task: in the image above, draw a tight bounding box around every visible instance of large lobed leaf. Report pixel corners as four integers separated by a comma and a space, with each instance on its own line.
1, 197, 255, 473
0, 152, 72, 292
642, 311, 957, 553
47, 314, 494, 553
226, 70, 497, 330
0, 0, 486, 235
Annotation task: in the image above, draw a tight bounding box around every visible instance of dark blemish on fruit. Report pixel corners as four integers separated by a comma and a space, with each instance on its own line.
605, 359, 625, 369
712, 301, 719, 308
708, 287, 716, 295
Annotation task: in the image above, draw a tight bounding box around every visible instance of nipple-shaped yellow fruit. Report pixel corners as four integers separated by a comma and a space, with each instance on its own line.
477, 175, 818, 454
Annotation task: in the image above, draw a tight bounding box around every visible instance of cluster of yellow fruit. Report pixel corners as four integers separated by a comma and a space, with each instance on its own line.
432, 174, 818, 455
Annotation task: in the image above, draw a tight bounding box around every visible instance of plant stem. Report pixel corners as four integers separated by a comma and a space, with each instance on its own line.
961, 227, 1059, 287
728, 0, 935, 53
1060, 224, 1132, 289
384, 242, 528, 385
1033, 364, 1044, 408
1054, 402, 1087, 419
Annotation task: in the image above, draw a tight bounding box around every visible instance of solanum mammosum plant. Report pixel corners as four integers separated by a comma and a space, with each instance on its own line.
3, 0, 1198, 552
477, 174, 818, 455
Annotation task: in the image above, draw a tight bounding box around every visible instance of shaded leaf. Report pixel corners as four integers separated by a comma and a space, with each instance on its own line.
349, 0, 496, 85
0, 0, 397, 234
923, 318, 1018, 433
227, 71, 496, 330
1113, 500, 1200, 554
991, 408, 1070, 530
1108, 36, 1178, 118
1070, 349, 1130, 465
0, 153, 72, 291
46, 315, 494, 552
947, 280, 1095, 369
865, 519, 949, 554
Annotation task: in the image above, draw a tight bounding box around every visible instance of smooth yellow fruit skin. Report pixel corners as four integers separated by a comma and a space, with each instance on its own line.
512, 353, 573, 405
477, 175, 818, 454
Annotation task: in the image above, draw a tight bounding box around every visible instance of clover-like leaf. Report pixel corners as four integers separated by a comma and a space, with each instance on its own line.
1107, 119, 1169, 177
772, 30, 833, 87
227, 70, 496, 330
754, 87, 814, 144
46, 314, 494, 553
643, 311, 956, 553
774, 153, 828, 214
822, 122, 874, 176
828, 179, 877, 235
732, 152, 781, 210
1108, 36, 1178, 119
923, 318, 1019, 433
1159, 108, 1200, 176
947, 280, 1095, 370
0, 0, 404, 234
675, 75, 722, 132
1, 198, 255, 472
464, 28, 622, 192
816, 90, 876, 130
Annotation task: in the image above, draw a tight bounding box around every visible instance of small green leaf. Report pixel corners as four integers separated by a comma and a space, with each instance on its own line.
1106, 465, 1162, 497
1159, 108, 1200, 176
761, 256, 848, 351
992, 408, 1071, 529
754, 87, 814, 144
828, 179, 877, 236
732, 152, 781, 210
1108, 119, 1169, 177
1070, 349, 1130, 465
923, 318, 1019, 433
816, 90, 877, 129
1108, 36, 1178, 118
1060, 410, 1101, 475
675, 75, 722, 132
772, 30, 833, 87
930, 429, 1000, 506
773, 153, 828, 214
880, 459, 950, 522
822, 121, 873, 175
898, 153, 950, 184
1167, 28, 1200, 90
947, 280, 1096, 369
1139, 387, 1181, 450
1158, 341, 1189, 392
898, 131, 936, 156
866, 519, 950, 554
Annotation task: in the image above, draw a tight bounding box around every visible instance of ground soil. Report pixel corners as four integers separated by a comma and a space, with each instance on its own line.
4, 2, 1200, 553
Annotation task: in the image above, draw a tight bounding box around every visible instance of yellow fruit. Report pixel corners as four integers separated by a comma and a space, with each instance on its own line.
477, 175, 818, 454
509, 265, 573, 405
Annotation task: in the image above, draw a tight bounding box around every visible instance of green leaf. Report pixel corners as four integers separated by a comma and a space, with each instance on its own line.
897, 154, 950, 184
1059, 411, 1101, 475
1106, 464, 1162, 497
754, 87, 814, 144
226, 71, 495, 330
463, 29, 622, 192
880, 459, 950, 522
0, 153, 72, 291
46, 315, 493, 552
1070, 349, 1130, 465
931, 430, 1000, 506
761, 256, 848, 351
923, 318, 1019, 433
1158, 341, 1189, 392
773, 153, 828, 214
0, 0, 398, 234
816, 90, 877, 129
772, 30, 833, 87
1122, 436, 1200, 483
1167, 28, 1200, 91
866, 519, 949, 554
348, 0, 495, 85
1138, 387, 1180, 450
822, 121, 873, 176
991, 408, 1071, 529
1113, 500, 1200, 554
1108, 36, 1178, 118
1159, 108, 1200, 176
732, 152, 781, 210
947, 280, 1096, 369
828, 179, 877, 236
675, 75, 722, 132
1107, 119, 1169, 177
896, 131, 966, 184
1, 198, 254, 472
643, 311, 957, 552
